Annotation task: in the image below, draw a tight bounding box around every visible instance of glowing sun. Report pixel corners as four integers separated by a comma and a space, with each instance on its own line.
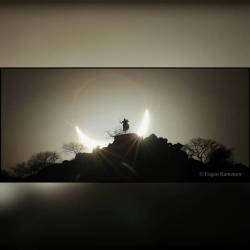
75, 109, 150, 152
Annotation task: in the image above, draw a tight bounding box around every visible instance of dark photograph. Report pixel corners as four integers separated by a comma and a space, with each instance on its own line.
1, 68, 249, 182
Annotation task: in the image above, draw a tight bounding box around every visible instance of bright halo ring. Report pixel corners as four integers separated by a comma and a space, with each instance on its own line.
75, 126, 106, 152
75, 109, 150, 151
137, 109, 150, 137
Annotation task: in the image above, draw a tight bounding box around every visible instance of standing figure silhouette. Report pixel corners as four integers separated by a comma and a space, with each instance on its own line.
121, 118, 129, 133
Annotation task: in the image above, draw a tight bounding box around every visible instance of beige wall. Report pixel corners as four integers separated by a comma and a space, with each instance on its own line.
0, 3, 249, 67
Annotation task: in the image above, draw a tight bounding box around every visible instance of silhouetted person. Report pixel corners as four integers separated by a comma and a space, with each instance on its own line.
121, 118, 129, 133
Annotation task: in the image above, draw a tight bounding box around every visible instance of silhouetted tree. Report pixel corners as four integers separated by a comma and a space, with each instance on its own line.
28, 151, 60, 172
208, 145, 233, 165
183, 138, 226, 163
63, 142, 85, 155
13, 151, 60, 177
8, 133, 247, 182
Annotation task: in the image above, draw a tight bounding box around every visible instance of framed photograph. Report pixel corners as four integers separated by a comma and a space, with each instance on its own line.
1, 68, 249, 182
1, 1, 249, 249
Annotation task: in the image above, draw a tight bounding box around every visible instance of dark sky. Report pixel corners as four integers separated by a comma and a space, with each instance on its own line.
1, 68, 249, 169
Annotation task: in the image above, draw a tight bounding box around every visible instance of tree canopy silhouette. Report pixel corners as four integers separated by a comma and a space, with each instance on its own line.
183, 138, 233, 164
208, 145, 233, 165
28, 151, 60, 167
63, 142, 85, 155
13, 151, 60, 177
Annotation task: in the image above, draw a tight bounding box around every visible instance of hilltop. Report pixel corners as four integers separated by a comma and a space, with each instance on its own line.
2, 133, 248, 182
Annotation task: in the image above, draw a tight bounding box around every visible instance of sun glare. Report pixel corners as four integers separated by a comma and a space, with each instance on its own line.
75, 126, 106, 152
137, 109, 150, 137
75, 109, 150, 151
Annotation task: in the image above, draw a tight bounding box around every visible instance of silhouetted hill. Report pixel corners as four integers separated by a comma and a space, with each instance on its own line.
1, 133, 249, 182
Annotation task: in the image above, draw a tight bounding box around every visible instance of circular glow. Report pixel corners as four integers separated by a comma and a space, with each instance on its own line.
75, 126, 106, 152
137, 109, 150, 137
75, 109, 150, 151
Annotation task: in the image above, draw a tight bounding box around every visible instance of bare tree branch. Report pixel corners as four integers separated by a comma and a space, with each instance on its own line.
63, 142, 85, 155
183, 138, 232, 164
